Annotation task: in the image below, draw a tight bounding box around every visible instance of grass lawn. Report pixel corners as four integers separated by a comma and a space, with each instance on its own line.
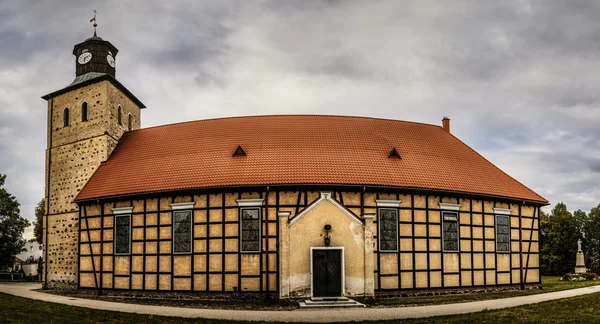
2, 290, 600, 323
377, 276, 600, 307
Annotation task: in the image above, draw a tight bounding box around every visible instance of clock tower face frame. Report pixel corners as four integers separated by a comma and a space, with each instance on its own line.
73, 37, 118, 78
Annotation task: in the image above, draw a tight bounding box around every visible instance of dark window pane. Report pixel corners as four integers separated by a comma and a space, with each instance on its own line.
114, 215, 130, 254
442, 211, 459, 252
379, 208, 398, 251
173, 210, 192, 253
241, 208, 260, 252
496, 215, 510, 252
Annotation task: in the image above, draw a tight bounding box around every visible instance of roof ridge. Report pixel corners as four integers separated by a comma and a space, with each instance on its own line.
132, 114, 442, 133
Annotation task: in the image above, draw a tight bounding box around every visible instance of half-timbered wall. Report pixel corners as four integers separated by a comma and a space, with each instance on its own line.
78, 190, 540, 295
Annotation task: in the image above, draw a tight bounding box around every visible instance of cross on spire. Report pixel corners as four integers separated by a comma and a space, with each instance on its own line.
89, 10, 98, 36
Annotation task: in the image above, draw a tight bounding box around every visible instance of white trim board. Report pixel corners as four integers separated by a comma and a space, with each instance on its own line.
493, 207, 511, 215
236, 198, 264, 207
439, 202, 461, 211
310, 246, 345, 298
170, 202, 195, 210
112, 206, 133, 214
289, 192, 363, 227
375, 199, 402, 207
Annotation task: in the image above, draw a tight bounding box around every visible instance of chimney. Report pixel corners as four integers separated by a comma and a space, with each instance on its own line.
442, 117, 450, 133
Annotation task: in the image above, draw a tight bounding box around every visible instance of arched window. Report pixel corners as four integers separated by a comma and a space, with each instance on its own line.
117, 105, 122, 126
63, 108, 70, 127
128, 113, 133, 131
81, 102, 88, 122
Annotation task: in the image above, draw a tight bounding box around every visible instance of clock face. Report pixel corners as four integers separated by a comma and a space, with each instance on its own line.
78, 52, 92, 65
106, 55, 115, 68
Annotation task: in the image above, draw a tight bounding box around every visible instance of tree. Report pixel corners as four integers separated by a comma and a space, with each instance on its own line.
540, 203, 582, 275
33, 199, 45, 244
583, 204, 600, 273
0, 174, 30, 270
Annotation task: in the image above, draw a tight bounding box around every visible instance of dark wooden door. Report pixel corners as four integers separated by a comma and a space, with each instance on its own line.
312, 249, 342, 297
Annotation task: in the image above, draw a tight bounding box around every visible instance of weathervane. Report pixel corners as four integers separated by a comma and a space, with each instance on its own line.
89, 10, 98, 36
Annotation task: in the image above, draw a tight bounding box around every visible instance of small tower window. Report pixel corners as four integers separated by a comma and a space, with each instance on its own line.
63, 108, 70, 127
117, 105, 122, 126
81, 102, 88, 122
128, 113, 133, 131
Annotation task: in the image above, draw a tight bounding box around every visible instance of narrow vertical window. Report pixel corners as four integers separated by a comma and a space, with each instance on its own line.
378, 208, 399, 252
240, 207, 261, 252
81, 102, 88, 122
442, 211, 459, 252
114, 214, 131, 255
63, 108, 70, 127
495, 215, 510, 253
173, 210, 192, 253
128, 113, 133, 131
117, 105, 123, 126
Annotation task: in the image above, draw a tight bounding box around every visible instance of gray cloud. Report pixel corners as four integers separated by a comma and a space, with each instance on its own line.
1, 0, 600, 223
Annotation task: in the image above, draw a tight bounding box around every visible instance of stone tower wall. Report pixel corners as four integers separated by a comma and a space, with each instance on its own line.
44, 80, 142, 288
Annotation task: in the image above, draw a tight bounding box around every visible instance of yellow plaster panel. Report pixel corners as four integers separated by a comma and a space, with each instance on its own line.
429, 239, 441, 251
132, 256, 143, 272
242, 277, 260, 291
160, 212, 172, 225
512, 270, 521, 283
159, 274, 171, 290
472, 227, 483, 239
400, 224, 412, 236
400, 253, 413, 270
414, 224, 426, 237
132, 274, 143, 290
132, 228, 143, 241
415, 239, 427, 251
430, 271, 442, 287
485, 228, 495, 239
414, 195, 426, 208
485, 254, 496, 269
174, 256, 191, 276
132, 215, 144, 227
194, 195, 207, 208
194, 210, 207, 223
103, 229, 113, 241
444, 274, 459, 287
498, 273, 510, 285
472, 214, 483, 226
194, 240, 207, 253
102, 274, 112, 288
429, 253, 441, 270
145, 274, 157, 290
429, 225, 440, 237
484, 215, 494, 226
209, 194, 222, 207
103, 256, 112, 272
209, 274, 222, 291
399, 194, 411, 207
428, 211, 440, 223
473, 240, 483, 252
460, 226, 470, 238
209, 224, 222, 237
461, 254, 472, 269
225, 238, 238, 252
416, 272, 428, 288
194, 274, 206, 291
460, 240, 471, 251
444, 253, 459, 272
160, 226, 172, 240
460, 213, 470, 225
414, 210, 426, 223
497, 254, 510, 271
160, 241, 172, 254
80, 273, 95, 288
473, 254, 484, 269
400, 238, 412, 251
415, 253, 427, 270
461, 271, 472, 286
114, 256, 129, 275
209, 239, 222, 252
194, 225, 207, 238
103, 216, 114, 228
379, 253, 398, 274
471, 201, 482, 212
209, 209, 223, 222
380, 276, 398, 289
225, 274, 237, 291
486, 270, 496, 285
473, 270, 484, 286
145, 242, 157, 254
225, 254, 238, 272
401, 272, 413, 288
194, 255, 206, 272
241, 254, 260, 275
146, 227, 157, 240
159, 256, 171, 273
225, 209, 237, 222
400, 209, 411, 222
145, 256, 157, 272
115, 277, 129, 289
209, 254, 222, 272
174, 278, 191, 290
485, 241, 495, 252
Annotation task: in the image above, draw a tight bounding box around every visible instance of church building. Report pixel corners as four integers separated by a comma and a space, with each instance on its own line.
42, 32, 547, 300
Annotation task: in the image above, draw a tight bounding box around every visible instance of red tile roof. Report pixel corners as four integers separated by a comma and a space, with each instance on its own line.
75, 115, 548, 204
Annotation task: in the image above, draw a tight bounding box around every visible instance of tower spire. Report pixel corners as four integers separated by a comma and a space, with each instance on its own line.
89, 10, 98, 36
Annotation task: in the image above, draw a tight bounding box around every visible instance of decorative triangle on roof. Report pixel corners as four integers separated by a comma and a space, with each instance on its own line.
232, 145, 247, 157
388, 147, 401, 159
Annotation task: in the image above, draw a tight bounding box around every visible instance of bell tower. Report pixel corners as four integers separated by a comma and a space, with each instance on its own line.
42, 26, 146, 288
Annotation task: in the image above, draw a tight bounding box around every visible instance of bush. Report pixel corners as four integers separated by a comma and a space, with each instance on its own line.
560, 272, 599, 281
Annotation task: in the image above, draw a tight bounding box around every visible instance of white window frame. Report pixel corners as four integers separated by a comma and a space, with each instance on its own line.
440, 203, 461, 253
494, 208, 511, 253
237, 199, 263, 253
171, 202, 194, 254
376, 200, 401, 252
113, 207, 133, 256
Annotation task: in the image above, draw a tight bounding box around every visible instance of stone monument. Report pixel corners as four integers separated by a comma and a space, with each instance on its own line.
575, 239, 586, 273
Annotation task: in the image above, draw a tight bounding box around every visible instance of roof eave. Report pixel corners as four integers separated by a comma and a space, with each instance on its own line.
41, 74, 146, 108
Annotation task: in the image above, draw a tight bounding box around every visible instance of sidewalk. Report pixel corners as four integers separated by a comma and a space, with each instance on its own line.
1, 282, 599, 323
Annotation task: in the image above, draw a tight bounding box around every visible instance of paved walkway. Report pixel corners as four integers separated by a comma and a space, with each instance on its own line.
1, 283, 600, 322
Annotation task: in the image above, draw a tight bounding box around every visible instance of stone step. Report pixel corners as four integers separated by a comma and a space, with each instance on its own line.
298, 298, 366, 309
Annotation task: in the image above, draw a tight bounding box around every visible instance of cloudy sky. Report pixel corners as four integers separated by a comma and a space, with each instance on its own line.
1, 1, 599, 234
